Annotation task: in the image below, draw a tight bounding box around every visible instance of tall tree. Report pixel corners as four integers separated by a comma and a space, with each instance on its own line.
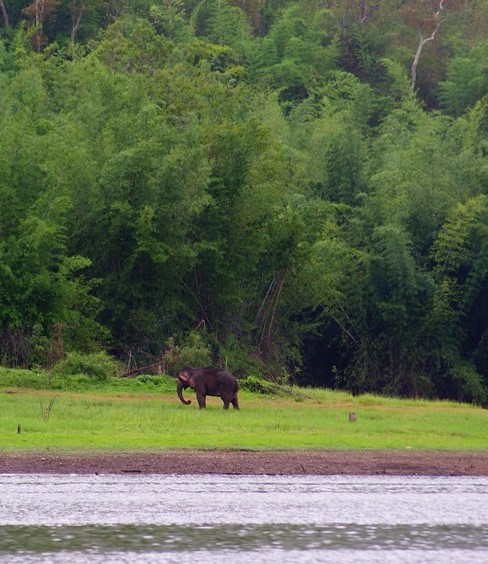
22, 0, 60, 52
440, 42, 488, 116
409, 0, 446, 92
0, 0, 9, 28
69, 0, 86, 41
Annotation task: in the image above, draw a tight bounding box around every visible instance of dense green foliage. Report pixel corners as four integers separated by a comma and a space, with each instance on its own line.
2, 0, 488, 403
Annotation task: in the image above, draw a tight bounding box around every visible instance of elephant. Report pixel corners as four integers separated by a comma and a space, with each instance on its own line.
177, 366, 240, 409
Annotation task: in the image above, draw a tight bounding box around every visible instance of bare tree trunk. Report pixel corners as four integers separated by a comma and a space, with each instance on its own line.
342, 0, 350, 27
255, 270, 286, 360
71, 0, 86, 42
360, 0, 368, 23
0, 0, 9, 28
411, 0, 446, 91
34, 0, 46, 53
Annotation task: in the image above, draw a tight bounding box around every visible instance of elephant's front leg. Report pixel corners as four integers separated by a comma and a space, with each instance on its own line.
196, 391, 207, 409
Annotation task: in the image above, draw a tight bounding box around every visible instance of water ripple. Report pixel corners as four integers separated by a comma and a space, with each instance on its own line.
0, 475, 487, 563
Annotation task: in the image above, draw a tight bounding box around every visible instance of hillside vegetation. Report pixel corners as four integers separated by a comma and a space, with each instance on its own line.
2, 1, 488, 403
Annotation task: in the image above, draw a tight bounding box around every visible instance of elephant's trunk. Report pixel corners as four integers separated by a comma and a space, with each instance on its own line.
177, 380, 191, 405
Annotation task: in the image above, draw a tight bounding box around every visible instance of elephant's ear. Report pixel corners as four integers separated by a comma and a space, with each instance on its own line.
179, 370, 190, 383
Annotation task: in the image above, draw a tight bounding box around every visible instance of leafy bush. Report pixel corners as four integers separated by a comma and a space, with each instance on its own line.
135, 374, 166, 385
134, 374, 176, 392
0, 367, 50, 389
448, 362, 488, 406
240, 375, 278, 394
217, 335, 264, 378
162, 332, 212, 375
53, 351, 118, 381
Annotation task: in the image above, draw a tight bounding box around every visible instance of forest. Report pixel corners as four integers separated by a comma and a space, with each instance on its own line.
1, 0, 488, 404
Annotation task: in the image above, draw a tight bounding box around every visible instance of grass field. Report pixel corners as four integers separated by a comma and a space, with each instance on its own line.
0, 368, 487, 452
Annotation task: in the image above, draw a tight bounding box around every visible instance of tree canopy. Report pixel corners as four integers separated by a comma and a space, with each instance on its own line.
2, 0, 488, 403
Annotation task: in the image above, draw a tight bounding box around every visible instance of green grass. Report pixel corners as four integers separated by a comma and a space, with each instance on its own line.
0, 368, 487, 452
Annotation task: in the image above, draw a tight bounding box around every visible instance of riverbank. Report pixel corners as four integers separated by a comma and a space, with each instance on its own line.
2, 450, 488, 475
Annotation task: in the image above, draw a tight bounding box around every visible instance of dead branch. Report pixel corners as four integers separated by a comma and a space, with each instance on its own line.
71, 0, 86, 42
411, 0, 446, 91
257, 379, 322, 403
120, 362, 165, 378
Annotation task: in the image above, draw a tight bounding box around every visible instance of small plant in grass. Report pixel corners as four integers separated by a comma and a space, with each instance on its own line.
53, 351, 117, 381
40, 397, 56, 421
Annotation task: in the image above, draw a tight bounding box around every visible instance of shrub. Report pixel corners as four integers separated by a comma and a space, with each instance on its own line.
162, 331, 212, 375
240, 375, 278, 394
448, 361, 488, 406
53, 351, 118, 381
217, 335, 264, 378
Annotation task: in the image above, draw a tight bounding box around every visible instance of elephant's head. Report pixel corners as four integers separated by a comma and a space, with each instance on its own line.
177, 369, 194, 405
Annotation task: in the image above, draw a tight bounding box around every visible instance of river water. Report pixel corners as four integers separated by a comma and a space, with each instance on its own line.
0, 474, 487, 563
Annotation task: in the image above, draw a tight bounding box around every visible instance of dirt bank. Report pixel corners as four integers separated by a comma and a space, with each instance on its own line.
1, 450, 488, 476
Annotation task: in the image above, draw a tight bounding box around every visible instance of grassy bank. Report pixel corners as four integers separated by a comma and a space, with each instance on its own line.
0, 368, 486, 452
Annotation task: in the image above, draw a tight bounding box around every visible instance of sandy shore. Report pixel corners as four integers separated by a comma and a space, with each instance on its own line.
1, 450, 488, 476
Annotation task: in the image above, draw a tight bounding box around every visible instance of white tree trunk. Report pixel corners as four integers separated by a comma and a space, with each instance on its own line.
411, 0, 446, 92
71, 0, 86, 42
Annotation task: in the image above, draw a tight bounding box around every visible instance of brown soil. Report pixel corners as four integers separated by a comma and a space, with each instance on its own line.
2, 450, 488, 476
